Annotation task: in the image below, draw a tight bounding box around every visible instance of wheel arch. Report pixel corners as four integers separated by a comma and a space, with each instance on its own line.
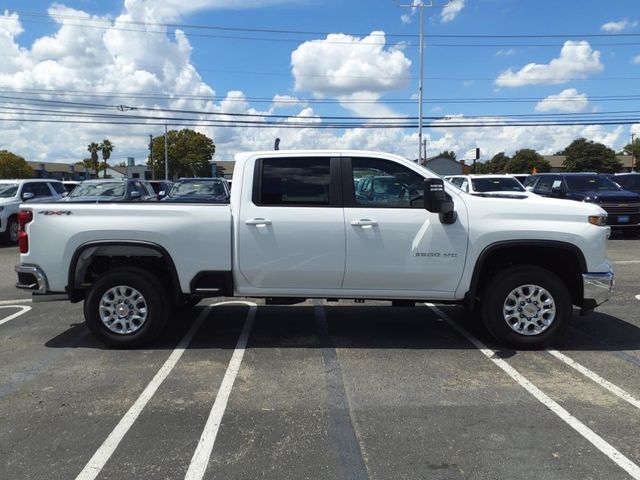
66, 240, 182, 303
464, 240, 587, 312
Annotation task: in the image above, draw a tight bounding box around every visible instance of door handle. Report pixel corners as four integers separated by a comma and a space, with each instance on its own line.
245, 218, 272, 227
350, 219, 378, 227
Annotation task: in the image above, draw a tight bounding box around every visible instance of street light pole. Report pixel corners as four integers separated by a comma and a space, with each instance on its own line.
149, 134, 154, 180
164, 124, 169, 181
396, 1, 451, 165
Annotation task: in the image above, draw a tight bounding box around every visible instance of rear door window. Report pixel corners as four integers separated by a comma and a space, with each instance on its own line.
256, 157, 331, 206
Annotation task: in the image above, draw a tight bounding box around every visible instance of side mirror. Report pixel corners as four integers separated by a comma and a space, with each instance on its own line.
21, 192, 35, 201
525, 186, 534, 192
130, 191, 142, 200
158, 190, 166, 199
424, 178, 456, 224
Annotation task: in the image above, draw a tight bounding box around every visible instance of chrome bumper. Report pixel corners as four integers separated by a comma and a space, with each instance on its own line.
582, 271, 614, 309
15, 264, 49, 295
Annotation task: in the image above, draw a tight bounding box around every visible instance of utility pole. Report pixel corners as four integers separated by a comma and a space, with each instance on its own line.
164, 124, 169, 181
396, 1, 451, 166
149, 134, 154, 180
632, 132, 637, 172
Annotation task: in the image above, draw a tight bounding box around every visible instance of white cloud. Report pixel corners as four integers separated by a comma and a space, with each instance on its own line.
291, 31, 411, 96
272, 95, 305, 109
601, 19, 638, 32
496, 49, 516, 57
400, 14, 412, 24
496, 41, 603, 87
428, 116, 625, 159
535, 88, 588, 113
633, 54, 640, 64
441, 0, 465, 23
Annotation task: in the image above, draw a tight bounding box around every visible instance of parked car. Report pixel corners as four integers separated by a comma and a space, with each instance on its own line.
610, 172, 640, 194
526, 172, 640, 236
445, 174, 532, 197
162, 178, 230, 203
0, 179, 65, 243
147, 180, 173, 199
62, 179, 157, 202
62, 181, 81, 194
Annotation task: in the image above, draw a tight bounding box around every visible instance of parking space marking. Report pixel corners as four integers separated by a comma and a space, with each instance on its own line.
185, 301, 257, 480
313, 301, 370, 480
0, 298, 32, 306
635, 294, 640, 301
547, 349, 640, 410
0, 305, 32, 326
425, 304, 640, 480
75, 306, 212, 480
613, 260, 640, 264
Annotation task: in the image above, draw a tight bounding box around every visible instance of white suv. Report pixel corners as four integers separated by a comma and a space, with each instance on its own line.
0, 179, 65, 243
445, 174, 533, 198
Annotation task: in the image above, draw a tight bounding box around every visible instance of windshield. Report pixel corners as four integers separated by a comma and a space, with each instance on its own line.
614, 175, 640, 189
564, 176, 621, 192
169, 180, 227, 198
471, 177, 525, 193
69, 182, 126, 198
0, 183, 19, 198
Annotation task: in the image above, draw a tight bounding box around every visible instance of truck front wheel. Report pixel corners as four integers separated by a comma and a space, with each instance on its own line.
84, 267, 169, 348
481, 266, 572, 349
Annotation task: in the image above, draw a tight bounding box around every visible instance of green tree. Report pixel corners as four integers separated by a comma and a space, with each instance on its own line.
476, 152, 510, 173
623, 137, 640, 170
562, 138, 622, 173
438, 150, 456, 161
148, 129, 216, 179
0, 150, 33, 178
99, 139, 114, 179
87, 142, 100, 177
506, 149, 551, 173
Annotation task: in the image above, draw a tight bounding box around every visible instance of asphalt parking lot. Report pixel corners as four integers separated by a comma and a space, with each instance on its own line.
0, 235, 639, 480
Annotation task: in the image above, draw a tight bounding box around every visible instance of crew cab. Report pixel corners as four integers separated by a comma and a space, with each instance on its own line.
15, 150, 614, 349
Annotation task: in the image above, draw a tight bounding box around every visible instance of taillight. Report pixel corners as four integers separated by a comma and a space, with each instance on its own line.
17, 210, 33, 254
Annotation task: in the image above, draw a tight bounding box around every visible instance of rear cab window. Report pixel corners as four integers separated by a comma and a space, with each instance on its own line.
254, 157, 333, 206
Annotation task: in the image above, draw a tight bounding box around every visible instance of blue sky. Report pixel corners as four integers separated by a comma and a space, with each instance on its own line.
0, 0, 639, 164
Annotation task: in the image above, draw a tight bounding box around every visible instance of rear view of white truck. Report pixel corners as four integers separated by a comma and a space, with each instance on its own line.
16, 150, 614, 348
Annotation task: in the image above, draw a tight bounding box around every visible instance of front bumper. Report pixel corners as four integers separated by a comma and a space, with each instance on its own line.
582, 271, 614, 310
15, 263, 48, 294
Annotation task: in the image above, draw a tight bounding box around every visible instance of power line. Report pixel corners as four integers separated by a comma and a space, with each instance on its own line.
10, 10, 640, 40
2, 16, 640, 48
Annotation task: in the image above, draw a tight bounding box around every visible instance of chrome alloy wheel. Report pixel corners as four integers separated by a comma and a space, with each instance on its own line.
503, 284, 556, 336
9, 220, 19, 243
99, 285, 148, 334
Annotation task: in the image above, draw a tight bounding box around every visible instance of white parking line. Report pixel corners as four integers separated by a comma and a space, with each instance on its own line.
184, 301, 257, 480
547, 350, 640, 411
613, 261, 640, 264
75, 306, 212, 480
0, 305, 32, 326
424, 303, 640, 480
635, 295, 640, 301
0, 298, 32, 305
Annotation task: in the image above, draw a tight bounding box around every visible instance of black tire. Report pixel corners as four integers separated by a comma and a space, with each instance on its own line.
84, 267, 169, 348
4, 216, 18, 244
481, 266, 572, 349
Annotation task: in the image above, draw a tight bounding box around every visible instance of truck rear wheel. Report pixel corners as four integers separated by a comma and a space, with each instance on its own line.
4, 216, 18, 244
84, 267, 169, 348
481, 266, 572, 349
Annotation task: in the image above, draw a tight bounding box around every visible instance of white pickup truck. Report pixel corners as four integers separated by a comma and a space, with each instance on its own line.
15, 150, 614, 348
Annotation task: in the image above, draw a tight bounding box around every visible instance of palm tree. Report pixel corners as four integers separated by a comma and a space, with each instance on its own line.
99, 139, 114, 178
87, 142, 100, 178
